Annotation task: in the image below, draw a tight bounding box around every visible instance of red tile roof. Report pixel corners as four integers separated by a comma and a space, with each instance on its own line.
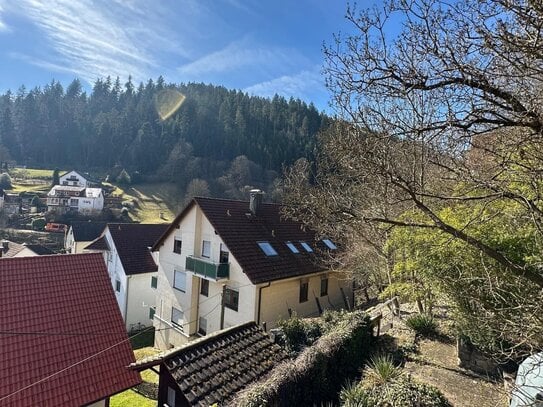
154, 197, 328, 284
106, 223, 168, 276
0, 253, 141, 406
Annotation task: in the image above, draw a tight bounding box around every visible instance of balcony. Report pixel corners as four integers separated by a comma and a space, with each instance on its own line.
185, 256, 229, 280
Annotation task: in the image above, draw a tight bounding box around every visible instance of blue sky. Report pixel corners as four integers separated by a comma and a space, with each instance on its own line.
0, 0, 376, 111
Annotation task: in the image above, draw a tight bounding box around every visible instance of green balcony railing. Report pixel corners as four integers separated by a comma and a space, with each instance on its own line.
185, 256, 229, 280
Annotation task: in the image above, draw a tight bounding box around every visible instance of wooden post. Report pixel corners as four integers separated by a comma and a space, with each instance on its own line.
220, 284, 226, 330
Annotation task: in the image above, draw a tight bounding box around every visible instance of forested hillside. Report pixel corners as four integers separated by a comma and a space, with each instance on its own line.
0, 77, 328, 200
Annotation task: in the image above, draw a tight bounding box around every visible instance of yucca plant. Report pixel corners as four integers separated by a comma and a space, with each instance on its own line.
406, 313, 438, 337
363, 354, 402, 386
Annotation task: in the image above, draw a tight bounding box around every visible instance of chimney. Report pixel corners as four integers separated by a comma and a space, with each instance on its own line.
0, 240, 8, 256
249, 189, 264, 216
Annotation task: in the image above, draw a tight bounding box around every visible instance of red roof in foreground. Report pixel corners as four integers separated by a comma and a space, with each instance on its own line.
0, 253, 141, 406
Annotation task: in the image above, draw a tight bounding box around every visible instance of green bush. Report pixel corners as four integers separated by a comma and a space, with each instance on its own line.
277, 314, 322, 354
406, 313, 438, 337
340, 375, 451, 407
0, 172, 12, 189
31, 217, 46, 231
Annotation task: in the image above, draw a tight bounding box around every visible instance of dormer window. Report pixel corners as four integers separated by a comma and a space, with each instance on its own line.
286, 242, 299, 254
322, 239, 337, 250
258, 242, 278, 256
300, 242, 313, 253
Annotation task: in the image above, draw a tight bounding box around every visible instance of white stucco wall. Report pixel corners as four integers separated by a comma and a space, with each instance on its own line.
59, 171, 88, 187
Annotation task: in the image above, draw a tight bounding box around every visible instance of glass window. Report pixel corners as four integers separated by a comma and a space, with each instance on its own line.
299, 280, 308, 303
300, 242, 313, 253
151, 276, 157, 289
224, 287, 239, 311
173, 238, 182, 254
200, 278, 209, 297
320, 278, 329, 297
322, 239, 337, 250
258, 242, 278, 256
171, 307, 184, 328
115, 279, 121, 292
202, 240, 211, 258
173, 269, 186, 292
286, 241, 299, 253
219, 243, 229, 263
198, 317, 207, 335
149, 307, 155, 320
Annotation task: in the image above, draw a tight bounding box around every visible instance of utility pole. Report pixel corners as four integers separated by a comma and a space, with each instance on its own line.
220, 284, 226, 330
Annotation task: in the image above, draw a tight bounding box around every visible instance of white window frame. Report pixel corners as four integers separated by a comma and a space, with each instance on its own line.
171, 307, 184, 329
173, 269, 186, 292
202, 240, 211, 258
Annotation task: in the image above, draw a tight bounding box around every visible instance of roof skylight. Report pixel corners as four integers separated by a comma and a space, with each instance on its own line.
300, 242, 313, 253
258, 242, 278, 256
322, 239, 337, 250
286, 242, 299, 253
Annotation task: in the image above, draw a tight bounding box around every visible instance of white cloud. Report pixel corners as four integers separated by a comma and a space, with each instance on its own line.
178, 37, 307, 79
8, 0, 189, 84
0, 1, 9, 32
243, 67, 324, 101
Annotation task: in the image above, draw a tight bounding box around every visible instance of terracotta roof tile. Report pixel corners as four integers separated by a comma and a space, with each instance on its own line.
0, 253, 141, 406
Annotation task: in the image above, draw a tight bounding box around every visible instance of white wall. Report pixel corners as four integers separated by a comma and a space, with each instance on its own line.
125, 272, 157, 330
60, 171, 88, 187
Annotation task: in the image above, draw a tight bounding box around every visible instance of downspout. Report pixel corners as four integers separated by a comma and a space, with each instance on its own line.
256, 282, 271, 326
124, 276, 131, 329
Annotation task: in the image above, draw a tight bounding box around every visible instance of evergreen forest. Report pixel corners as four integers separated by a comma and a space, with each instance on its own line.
0, 77, 328, 199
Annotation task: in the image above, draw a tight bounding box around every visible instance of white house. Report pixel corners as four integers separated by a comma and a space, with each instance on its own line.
85, 223, 169, 331
151, 190, 353, 350
64, 221, 106, 253
59, 170, 88, 187
47, 185, 104, 214
0, 239, 55, 257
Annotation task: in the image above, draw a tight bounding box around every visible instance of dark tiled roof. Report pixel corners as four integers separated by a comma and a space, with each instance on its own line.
24, 244, 55, 255
154, 197, 327, 284
132, 322, 287, 406
70, 221, 107, 241
108, 223, 169, 275
0, 253, 141, 406
85, 235, 110, 251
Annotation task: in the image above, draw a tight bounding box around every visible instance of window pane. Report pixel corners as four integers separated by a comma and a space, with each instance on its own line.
174, 269, 186, 292
257, 242, 278, 256
151, 276, 158, 288
286, 242, 299, 253
200, 278, 209, 296
320, 278, 328, 297
219, 243, 229, 263
299, 281, 308, 303
202, 240, 211, 258
198, 317, 207, 335
171, 307, 184, 328
149, 308, 155, 320
224, 288, 239, 311
300, 242, 313, 253
173, 238, 182, 254
115, 280, 121, 292
322, 239, 337, 250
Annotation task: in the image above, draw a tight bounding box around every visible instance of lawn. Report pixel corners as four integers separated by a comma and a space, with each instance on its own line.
9, 168, 54, 180
108, 182, 178, 223
110, 346, 161, 407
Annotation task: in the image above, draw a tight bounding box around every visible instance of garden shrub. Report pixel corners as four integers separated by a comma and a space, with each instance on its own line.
363, 354, 401, 387
0, 172, 12, 189
406, 313, 438, 337
235, 311, 374, 407
340, 375, 451, 407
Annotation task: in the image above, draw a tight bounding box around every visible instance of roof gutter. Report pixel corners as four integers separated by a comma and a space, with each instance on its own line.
256, 282, 271, 326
